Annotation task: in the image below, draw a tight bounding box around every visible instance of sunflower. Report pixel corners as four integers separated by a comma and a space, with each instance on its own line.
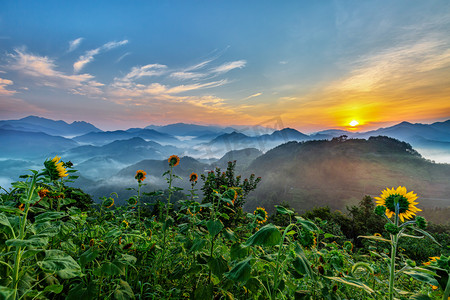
374, 186, 421, 222
189, 172, 198, 182
135, 170, 147, 182
254, 207, 268, 224
122, 220, 129, 228
44, 156, 68, 180
38, 188, 49, 198
103, 197, 114, 208
423, 256, 440, 266
168, 155, 180, 167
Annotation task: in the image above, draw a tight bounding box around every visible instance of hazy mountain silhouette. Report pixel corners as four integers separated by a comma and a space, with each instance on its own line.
73, 129, 178, 146
63, 137, 181, 164
0, 128, 79, 159
0, 116, 101, 137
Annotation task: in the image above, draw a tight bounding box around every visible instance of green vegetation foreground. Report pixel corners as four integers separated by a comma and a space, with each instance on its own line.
0, 156, 449, 299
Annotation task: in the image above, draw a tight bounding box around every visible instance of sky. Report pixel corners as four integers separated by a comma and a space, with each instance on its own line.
1, 0, 450, 132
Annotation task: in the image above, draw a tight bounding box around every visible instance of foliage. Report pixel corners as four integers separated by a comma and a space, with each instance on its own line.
0, 156, 448, 299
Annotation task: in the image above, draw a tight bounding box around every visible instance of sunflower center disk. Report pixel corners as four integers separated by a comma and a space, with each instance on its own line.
385, 194, 409, 213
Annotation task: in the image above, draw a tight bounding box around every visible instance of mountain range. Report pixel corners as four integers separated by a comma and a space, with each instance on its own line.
0, 115, 449, 217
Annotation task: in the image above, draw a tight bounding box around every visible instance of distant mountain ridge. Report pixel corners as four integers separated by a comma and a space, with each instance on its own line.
0, 116, 102, 136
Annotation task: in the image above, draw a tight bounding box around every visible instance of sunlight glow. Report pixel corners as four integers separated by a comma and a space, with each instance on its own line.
349, 120, 359, 127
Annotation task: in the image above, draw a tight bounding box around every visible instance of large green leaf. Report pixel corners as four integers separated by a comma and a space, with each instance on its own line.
224, 258, 252, 283
0, 213, 13, 231
208, 256, 229, 278
80, 248, 100, 269
189, 237, 207, 253
230, 243, 249, 260
34, 212, 66, 224
44, 284, 63, 294
325, 276, 374, 294
292, 254, 313, 278
114, 280, 135, 300
37, 250, 82, 279
6, 235, 49, 247
207, 219, 224, 237
403, 270, 439, 287
193, 283, 213, 300
101, 261, 125, 276
295, 216, 319, 231
0, 286, 14, 300
275, 205, 294, 215
243, 224, 281, 247
409, 294, 432, 300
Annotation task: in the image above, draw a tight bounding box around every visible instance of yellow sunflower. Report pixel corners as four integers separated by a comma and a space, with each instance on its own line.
423, 256, 440, 266
189, 172, 198, 182
168, 155, 180, 167
254, 207, 268, 224
135, 170, 147, 182
374, 186, 421, 222
44, 156, 68, 180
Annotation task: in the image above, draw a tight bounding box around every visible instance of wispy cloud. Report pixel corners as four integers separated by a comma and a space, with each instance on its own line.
120, 64, 167, 81
7, 48, 104, 96
0, 77, 16, 96
212, 60, 247, 73
332, 38, 450, 93
243, 92, 262, 100
73, 40, 128, 73
116, 52, 131, 63
68, 38, 83, 52
170, 71, 206, 80
184, 59, 212, 71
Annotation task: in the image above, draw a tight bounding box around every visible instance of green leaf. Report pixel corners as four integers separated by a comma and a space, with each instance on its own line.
325, 276, 374, 294
403, 270, 439, 286
245, 277, 263, 294
295, 216, 319, 231
101, 261, 125, 276
324, 233, 337, 239
206, 219, 224, 237
0, 213, 13, 231
409, 294, 432, 300
243, 224, 281, 247
230, 243, 249, 260
208, 256, 229, 278
0, 205, 23, 215
276, 205, 294, 215
412, 228, 441, 246
37, 250, 82, 279
34, 212, 66, 224
222, 227, 236, 241
44, 284, 63, 294
292, 244, 313, 278
189, 237, 207, 253
193, 283, 213, 300
80, 248, 100, 269
358, 235, 391, 243
114, 280, 135, 300
224, 258, 252, 283
6, 235, 49, 247
0, 286, 14, 300
22, 249, 44, 260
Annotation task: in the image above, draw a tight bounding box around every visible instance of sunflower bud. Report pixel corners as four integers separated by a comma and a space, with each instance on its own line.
374, 205, 386, 216
406, 259, 416, 267
415, 216, 427, 229
384, 223, 400, 235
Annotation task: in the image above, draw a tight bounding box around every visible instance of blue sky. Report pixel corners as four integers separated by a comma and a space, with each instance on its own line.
1, 1, 450, 132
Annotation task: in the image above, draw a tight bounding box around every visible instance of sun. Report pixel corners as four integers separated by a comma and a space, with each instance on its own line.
349, 120, 359, 127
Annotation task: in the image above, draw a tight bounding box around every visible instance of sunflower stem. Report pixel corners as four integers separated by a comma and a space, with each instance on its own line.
388, 203, 400, 300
